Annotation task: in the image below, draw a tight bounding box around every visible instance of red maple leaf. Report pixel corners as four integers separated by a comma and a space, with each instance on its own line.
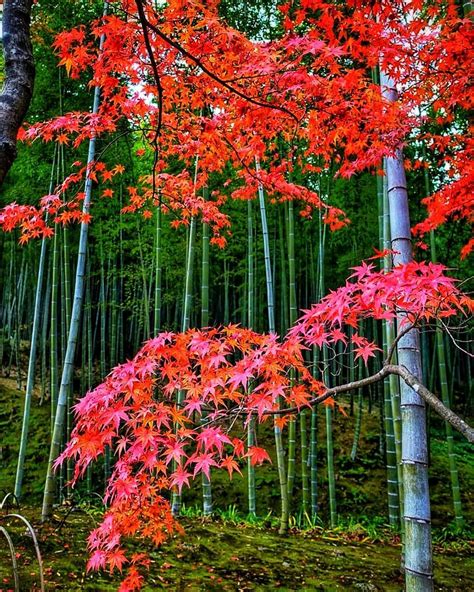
247, 446, 272, 466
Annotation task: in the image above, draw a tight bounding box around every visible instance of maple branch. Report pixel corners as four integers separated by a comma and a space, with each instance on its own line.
221, 134, 330, 216
221, 135, 269, 186
437, 317, 474, 359
135, 0, 164, 205
0, 0, 35, 186
134, 0, 163, 141
384, 364, 474, 443
260, 364, 474, 443
384, 322, 415, 365
136, 4, 300, 125
263, 367, 390, 416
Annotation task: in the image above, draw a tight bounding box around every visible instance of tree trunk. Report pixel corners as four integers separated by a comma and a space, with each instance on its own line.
0, 0, 35, 185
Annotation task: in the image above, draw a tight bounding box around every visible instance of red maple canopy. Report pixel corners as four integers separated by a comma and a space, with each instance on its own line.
1, 0, 472, 252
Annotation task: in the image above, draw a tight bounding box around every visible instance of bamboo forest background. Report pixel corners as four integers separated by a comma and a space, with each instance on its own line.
0, 0, 472, 534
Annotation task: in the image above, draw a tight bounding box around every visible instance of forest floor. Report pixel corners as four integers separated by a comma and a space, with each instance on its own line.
1, 376, 473, 590
0, 506, 473, 591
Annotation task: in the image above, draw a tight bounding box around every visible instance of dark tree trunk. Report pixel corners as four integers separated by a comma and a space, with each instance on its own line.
0, 0, 35, 186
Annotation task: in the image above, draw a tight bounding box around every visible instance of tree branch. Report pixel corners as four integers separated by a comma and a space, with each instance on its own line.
0, 0, 35, 186
134, 0, 163, 140
136, 2, 300, 124
263, 366, 391, 416
258, 363, 474, 443
385, 364, 474, 443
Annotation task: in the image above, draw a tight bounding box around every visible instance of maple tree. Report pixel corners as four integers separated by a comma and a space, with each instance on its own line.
55, 257, 472, 590
1, 1, 473, 591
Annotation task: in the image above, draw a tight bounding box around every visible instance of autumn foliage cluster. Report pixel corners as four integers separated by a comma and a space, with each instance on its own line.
56, 256, 471, 589
1, 0, 472, 251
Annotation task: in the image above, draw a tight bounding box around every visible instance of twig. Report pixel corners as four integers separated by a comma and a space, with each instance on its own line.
258, 364, 474, 443
137, 4, 300, 124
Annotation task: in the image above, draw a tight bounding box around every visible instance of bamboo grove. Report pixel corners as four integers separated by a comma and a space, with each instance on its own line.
0, 1, 473, 591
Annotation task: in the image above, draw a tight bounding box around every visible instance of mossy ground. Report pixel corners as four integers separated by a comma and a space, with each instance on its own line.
1, 378, 473, 590
0, 507, 472, 591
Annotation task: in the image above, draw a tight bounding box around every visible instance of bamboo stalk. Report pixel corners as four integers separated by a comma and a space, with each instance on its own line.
286, 200, 297, 504
14, 206, 50, 499
247, 199, 257, 517
172, 156, 199, 515
318, 203, 336, 527
256, 156, 288, 534
41, 2, 109, 520
201, 187, 212, 516
154, 203, 162, 335
14, 151, 55, 498
426, 153, 463, 527
350, 357, 364, 461
381, 68, 433, 592
377, 171, 400, 526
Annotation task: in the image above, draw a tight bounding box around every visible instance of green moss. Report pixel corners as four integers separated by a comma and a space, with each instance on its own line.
0, 378, 50, 499
0, 508, 472, 591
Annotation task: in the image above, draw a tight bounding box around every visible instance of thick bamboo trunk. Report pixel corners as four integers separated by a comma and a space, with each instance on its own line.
381, 70, 433, 592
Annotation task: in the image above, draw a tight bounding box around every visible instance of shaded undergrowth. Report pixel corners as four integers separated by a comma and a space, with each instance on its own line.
1, 377, 473, 590
0, 504, 473, 591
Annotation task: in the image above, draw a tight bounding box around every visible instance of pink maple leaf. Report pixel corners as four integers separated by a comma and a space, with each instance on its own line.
170, 464, 192, 493
188, 453, 218, 479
